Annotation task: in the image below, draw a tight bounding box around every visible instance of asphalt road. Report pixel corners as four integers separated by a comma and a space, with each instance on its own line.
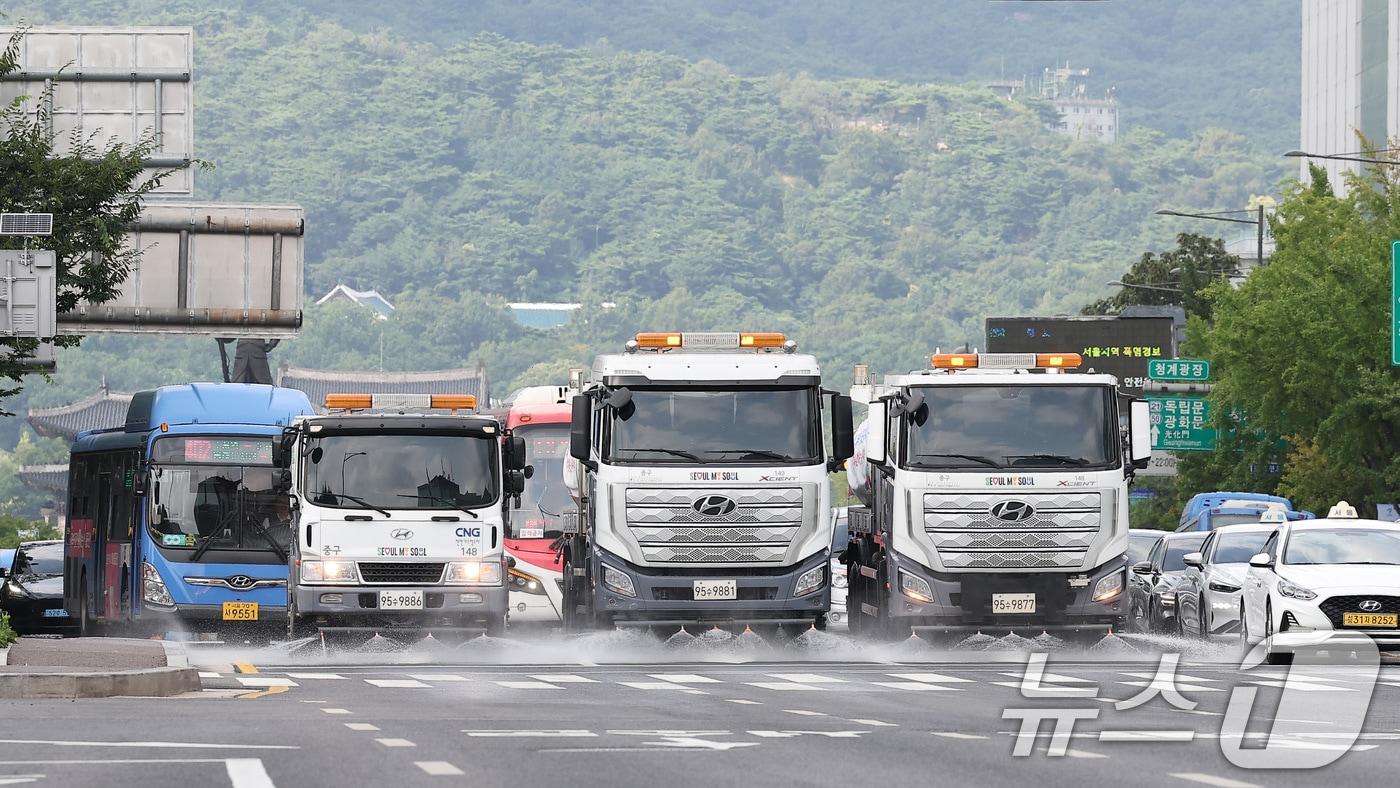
2, 634, 1399, 788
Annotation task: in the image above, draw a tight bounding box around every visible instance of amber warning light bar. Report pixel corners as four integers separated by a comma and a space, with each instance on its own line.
629, 332, 793, 352
325, 393, 478, 411
930, 353, 1082, 370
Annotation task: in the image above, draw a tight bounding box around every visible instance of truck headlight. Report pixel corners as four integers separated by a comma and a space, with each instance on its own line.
794, 565, 825, 597
1091, 572, 1123, 603
508, 567, 547, 595
300, 560, 357, 584
602, 564, 636, 598
899, 571, 933, 603
447, 561, 503, 586
1277, 578, 1317, 601
830, 561, 848, 589
142, 562, 174, 607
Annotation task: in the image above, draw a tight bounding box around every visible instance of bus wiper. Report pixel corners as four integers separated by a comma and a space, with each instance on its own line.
247, 518, 289, 563
1006, 454, 1091, 467
395, 493, 480, 518
912, 453, 1003, 469
708, 448, 796, 461
325, 491, 392, 518
621, 447, 704, 462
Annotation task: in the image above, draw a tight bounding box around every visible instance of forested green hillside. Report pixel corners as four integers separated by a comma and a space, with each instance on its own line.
6, 8, 1283, 418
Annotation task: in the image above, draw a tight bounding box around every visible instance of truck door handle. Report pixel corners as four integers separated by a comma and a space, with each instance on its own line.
431, 516, 460, 522
345, 515, 373, 522
491, 526, 498, 549
305, 523, 312, 548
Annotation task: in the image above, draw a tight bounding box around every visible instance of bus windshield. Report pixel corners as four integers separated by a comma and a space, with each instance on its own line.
606, 386, 820, 465
514, 424, 571, 537
302, 432, 498, 511
149, 436, 288, 554
903, 384, 1117, 470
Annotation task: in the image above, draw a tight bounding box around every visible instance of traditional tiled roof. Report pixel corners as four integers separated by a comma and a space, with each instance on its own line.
17, 464, 68, 494
277, 365, 490, 413
26, 389, 134, 440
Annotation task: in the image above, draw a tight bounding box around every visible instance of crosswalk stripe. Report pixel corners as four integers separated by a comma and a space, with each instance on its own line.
416, 762, 465, 776
410, 674, 469, 682
617, 681, 709, 693
649, 674, 721, 684
365, 679, 430, 688
744, 682, 826, 691
531, 674, 597, 683
765, 673, 846, 684
286, 673, 346, 680
494, 680, 563, 690
886, 672, 973, 684
236, 677, 297, 688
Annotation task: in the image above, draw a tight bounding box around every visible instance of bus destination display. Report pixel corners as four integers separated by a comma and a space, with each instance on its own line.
154, 437, 275, 465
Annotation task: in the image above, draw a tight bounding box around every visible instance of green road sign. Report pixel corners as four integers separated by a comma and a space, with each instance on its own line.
1147, 358, 1210, 381
1147, 395, 1216, 452
1392, 241, 1399, 366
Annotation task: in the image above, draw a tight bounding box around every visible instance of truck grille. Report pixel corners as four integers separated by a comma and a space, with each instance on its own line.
357, 562, 446, 584
624, 486, 805, 565
923, 492, 1101, 571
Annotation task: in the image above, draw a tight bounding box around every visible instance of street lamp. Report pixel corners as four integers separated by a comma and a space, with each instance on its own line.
1284, 148, 1400, 166
1155, 207, 1267, 268
1106, 280, 1182, 294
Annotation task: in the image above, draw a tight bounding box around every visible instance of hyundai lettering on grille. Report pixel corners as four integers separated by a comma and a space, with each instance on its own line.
691, 495, 738, 517
989, 500, 1036, 522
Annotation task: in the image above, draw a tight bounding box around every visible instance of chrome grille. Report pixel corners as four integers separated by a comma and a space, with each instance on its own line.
923, 492, 1102, 570
625, 487, 804, 565
357, 562, 446, 584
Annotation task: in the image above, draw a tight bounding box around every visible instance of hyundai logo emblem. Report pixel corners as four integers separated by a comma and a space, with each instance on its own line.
391, 529, 415, 541
692, 495, 738, 517
1360, 599, 1383, 612
989, 500, 1036, 523
227, 575, 255, 590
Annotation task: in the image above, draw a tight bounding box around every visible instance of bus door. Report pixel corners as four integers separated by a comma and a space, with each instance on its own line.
96, 452, 137, 621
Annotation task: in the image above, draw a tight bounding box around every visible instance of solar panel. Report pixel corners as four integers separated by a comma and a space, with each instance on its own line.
0, 213, 53, 236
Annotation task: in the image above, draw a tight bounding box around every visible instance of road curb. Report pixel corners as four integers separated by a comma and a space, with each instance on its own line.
0, 666, 201, 699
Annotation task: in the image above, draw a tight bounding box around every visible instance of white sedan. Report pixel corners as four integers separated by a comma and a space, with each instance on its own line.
1180, 523, 1276, 636
1242, 503, 1400, 663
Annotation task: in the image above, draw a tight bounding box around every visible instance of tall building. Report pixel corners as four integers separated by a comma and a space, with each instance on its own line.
986, 65, 1120, 144
1300, 0, 1400, 193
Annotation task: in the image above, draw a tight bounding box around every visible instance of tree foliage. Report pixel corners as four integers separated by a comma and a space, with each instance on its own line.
1081, 233, 1241, 321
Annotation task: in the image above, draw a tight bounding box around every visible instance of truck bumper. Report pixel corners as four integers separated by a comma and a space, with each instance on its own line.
887, 552, 1128, 631
591, 546, 831, 625
293, 584, 508, 624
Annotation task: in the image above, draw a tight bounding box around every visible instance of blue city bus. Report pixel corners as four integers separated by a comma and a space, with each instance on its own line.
1176, 491, 1315, 532
63, 383, 314, 636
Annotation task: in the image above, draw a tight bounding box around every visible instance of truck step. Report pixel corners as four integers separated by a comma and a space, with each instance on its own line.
859, 565, 879, 579
572, 568, 587, 577
860, 603, 880, 616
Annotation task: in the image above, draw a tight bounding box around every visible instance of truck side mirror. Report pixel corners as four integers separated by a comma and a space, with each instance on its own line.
274, 428, 298, 468
570, 395, 595, 469
1128, 399, 1152, 470
133, 466, 149, 497
866, 400, 888, 466
507, 435, 527, 471
829, 394, 854, 471
505, 469, 527, 496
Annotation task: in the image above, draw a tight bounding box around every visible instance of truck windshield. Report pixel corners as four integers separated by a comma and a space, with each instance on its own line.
149, 464, 288, 553
303, 432, 497, 510
515, 425, 571, 534
607, 386, 819, 465
903, 384, 1116, 470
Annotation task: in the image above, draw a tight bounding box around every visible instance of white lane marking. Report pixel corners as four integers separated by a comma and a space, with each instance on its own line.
849, 719, 896, 727
1062, 748, 1109, 759
744, 682, 826, 691
235, 678, 297, 688
536, 747, 715, 753
375, 739, 416, 748
885, 672, 973, 684
617, 681, 708, 693
299, 700, 326, 704
726, 699, 761, 705
1169, 773, 1259, 788
199, 672, 221, 679
462, 730, 597, 737
365, 679, 430, 688
344, 723, 380, 731
0, 740, 297, 750
1098, 731, 1196, 742
410, 674, 468, 682
321, 709, 353, 715
286, 673, 346, 680
649, 674, 721, 684
530, 674, 596, 683
782, 709, 827, 717
998, 672, 1096, 684
871, 681, 957, 692
1122, 672, 1222, 683
225, 758, 276, 788
931, 732, 987, 740
1248, 679, 1355, 692
493, 680, 563, 690
765, 673, 845, 684
1118, 680, 1222, 693
416, 762, 465, 776
0, 778, 41, 785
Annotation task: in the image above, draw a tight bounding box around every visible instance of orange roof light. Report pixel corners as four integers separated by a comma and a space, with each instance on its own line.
429, 394, 478, 410
325, 393, 373, 409
635, 332, 683, 348
739, 332, 786, 348
1036, 353, 1082, 369
931, 354, 978, 369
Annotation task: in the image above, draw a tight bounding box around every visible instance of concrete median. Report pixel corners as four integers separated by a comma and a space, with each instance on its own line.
0, 637, 201, 699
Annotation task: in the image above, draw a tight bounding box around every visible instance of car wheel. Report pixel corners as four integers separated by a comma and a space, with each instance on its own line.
1239, 602, 1250, 646
1264, 599, 1292, 665
1129, 598, 1147, 633
1199, 597, 1209, 639
484, 613, 506, 637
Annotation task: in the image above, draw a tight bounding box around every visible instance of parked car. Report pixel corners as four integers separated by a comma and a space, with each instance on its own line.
1, 540, 74, 634
1176, 521, 1276, 638
1125, 529, 1167, 632
1242, 502, 1400, 664
1130, 531, 1208, 634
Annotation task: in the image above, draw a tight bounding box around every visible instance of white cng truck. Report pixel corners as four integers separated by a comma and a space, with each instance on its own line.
279, 393, 529, 640
561, 331, 854, 631
844, 351, 1152, 639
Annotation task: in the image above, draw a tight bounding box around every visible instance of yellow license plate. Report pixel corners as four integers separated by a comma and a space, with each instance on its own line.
1343, 612, 1396, 628
222, 602, 259, 621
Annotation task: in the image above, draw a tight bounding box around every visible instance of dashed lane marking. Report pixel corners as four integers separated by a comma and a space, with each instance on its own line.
930, 732, 987, 740
236, 678, 297, 688
416, 762, 465, 776
849, 719, 896, 727
870, 681, 957, 692
345, 724, 380, 731
765, 673, 845, 684
321, 708, 353, 715
225, 758, 276, 788
285, 673, 347, 680
375, 739, 416, 748
409, 674, 468, 682
1062, 749, 1109, 759
744, 682, 826, 691
493, 680, 563, 690
364, 679, 430, 688
529, 674, 595, 683
0, 740, 298, 750
726, 699, 761, 705
1169, 773, 1259, 788
617, 682, 708, 694
885, 672, 973, 684
462, 730, 597, 738
649, 674, 722, 684
782, 710, 827, 717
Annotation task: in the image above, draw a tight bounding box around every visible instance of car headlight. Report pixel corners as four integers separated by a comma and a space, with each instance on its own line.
300, 560, 357, 584
602, 564, 636, 598
447, 561, 503, 586
1091, 571, 1123, 603
508, 567, 547, 595
830, 561, 848, 589
794, 565, 825, 597
142, 561, 174, 607
1159, 591, 1177, 607
899, 571, 933, 603
1277, 578, 1317, 600
1209, 580, 1242, 593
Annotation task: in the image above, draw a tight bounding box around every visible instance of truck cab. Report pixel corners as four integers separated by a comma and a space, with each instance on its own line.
562, 331, 853, 631
280, 393, 528, 640
846, 351, 1152, 638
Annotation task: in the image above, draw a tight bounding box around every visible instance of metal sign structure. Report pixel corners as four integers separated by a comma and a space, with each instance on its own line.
59, 203, 304, 338
1147, 395, 1216, 452
1136, 451, 1179, 477
0, 27, 194, 195
984, 316, 1176, 396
